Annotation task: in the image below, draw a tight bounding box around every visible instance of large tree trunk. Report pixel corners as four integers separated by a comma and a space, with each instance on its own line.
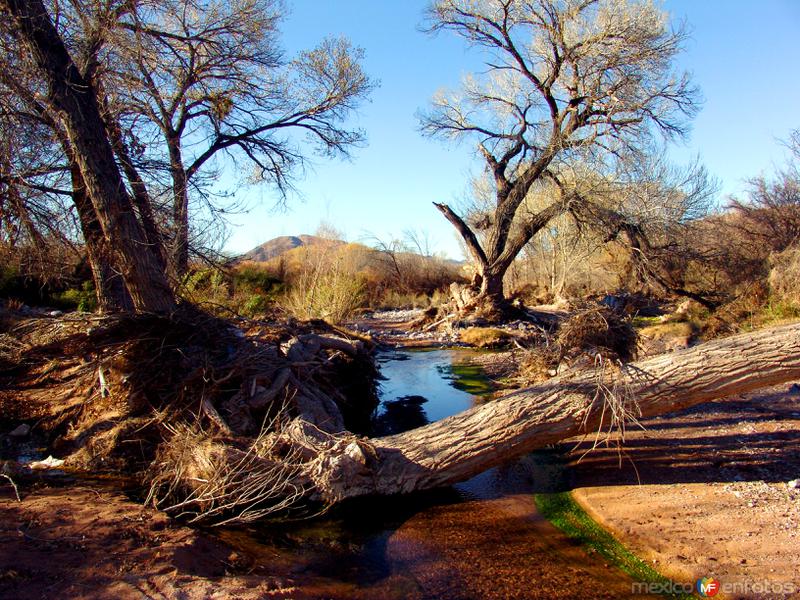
434, 197, 569, 322
263, 322, 800, 504
102, 100, 168, 273
70, 159, 133, 313
167, 137, 190, 279
2, 0, 176, 313
449, 269, 515, 321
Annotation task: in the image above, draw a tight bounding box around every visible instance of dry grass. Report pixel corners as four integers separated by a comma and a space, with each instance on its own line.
638, 321, 695, 341
459, 327, 513, 348
281, 257, 366, 324
769, 245, 800, 306
146, 400, 309, 525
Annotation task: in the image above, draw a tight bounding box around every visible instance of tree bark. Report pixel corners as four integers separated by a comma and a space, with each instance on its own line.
295, 321, 800, 503
167, 136, 190, 278
69, 159, 133, 313
102, 101, 167, 272
1, 0, 176, 313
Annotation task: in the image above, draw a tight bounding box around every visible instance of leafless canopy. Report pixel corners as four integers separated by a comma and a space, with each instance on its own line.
0, 0, 373, 309
420, 0, 700, 310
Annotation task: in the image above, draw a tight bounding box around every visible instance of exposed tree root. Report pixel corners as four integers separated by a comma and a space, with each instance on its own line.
3, 306, 800, 524
172, 321, 800, 509
0, 306, 376, 523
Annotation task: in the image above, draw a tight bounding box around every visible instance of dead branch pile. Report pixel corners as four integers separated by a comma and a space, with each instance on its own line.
515, 301, 637, 383
0, 305, 376, 523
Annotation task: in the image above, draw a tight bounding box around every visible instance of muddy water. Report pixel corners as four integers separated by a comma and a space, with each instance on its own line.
217, 349, 647, 599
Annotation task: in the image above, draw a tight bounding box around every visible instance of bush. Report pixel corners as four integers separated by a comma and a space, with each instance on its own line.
769, 245, 800, 307
180, 268, 231, 308
52, 281, 97, 312
233, 265, 282, 293
239, 293, 271, 318
280, 250, 366, 323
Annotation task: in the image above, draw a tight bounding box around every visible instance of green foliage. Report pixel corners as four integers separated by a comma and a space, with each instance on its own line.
180, 268, 231, 308
52, 281, 97, 312
759, 300, 800, 324
232, 266, 282, 293
240, 293, 271, 318
178, 266, 284, 317
535, 492, 693, 599
631, 315, 661, 328
0, 265, 20, 298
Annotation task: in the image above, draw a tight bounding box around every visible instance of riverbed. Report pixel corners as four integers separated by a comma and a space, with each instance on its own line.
210, 348, 650, 599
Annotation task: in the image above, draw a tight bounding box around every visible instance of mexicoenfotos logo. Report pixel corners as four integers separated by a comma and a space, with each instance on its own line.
696, 576, 721, 597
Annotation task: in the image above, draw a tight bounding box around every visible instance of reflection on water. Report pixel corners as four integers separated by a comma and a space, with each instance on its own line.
218, 348, 643, 599
372, 395, 429, 436
375, 349, 484, 430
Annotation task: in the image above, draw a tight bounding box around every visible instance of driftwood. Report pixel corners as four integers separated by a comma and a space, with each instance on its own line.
245, 321, 800, 505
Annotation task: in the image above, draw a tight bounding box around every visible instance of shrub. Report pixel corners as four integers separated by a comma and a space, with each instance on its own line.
52, 281, 97, 312
239, 293, 271, 318
233, 265, 282, 293
280, 250, 366, 323
180, 268, 231, 308
769, 245, 800, 307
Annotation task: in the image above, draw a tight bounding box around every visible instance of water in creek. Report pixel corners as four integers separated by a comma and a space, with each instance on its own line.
216, 349, 647, 599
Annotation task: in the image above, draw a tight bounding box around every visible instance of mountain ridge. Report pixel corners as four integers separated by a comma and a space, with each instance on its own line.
240, 234, 343, 262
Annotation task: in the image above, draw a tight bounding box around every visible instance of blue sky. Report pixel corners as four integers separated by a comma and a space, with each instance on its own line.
225, 0, 800, 259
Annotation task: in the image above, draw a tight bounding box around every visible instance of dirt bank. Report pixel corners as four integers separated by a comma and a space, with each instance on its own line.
0, 484, 310, 599
566, 383, 800, 599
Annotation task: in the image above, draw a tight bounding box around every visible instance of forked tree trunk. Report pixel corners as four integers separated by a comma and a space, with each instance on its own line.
70, 160, 133, 313
296, 322, 800, 503
3, 0, 176, 313
434, 198, 568, 321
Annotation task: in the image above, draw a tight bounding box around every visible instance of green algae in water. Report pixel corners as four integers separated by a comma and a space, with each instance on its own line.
535, 492, 694, 599
438, 358, 495, 397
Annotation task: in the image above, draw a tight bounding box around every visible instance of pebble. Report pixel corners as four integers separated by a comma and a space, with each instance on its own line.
788, 479, 799, 489
8, 424, 31, 438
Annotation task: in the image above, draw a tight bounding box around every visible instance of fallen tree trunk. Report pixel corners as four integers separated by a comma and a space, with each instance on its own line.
168, 322, 800, 520
312, 321, 800, 502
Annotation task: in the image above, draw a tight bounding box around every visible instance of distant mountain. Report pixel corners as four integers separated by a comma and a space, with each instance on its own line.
240, 234, 342, 262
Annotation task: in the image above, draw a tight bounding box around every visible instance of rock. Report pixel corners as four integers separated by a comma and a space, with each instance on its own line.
8, 424, 31, 438
28, 456, 65, 469
788, 479, 799, 489
48, 310, 63, 317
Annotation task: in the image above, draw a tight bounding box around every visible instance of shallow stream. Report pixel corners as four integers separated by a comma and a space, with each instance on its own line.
214, 348, 650, 599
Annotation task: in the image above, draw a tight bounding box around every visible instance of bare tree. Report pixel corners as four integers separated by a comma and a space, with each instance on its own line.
0, 0, 176, 312
421, 0, 698, 317
108, 0, 373, 276
0, 0, 372, 312
728, 134, 800, 255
